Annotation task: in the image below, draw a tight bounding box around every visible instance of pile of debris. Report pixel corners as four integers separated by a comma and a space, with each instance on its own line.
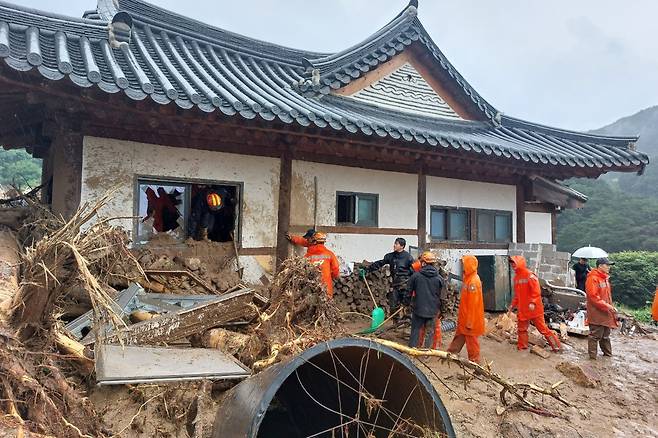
0, 196, 345, 437
485, 311, 558, 353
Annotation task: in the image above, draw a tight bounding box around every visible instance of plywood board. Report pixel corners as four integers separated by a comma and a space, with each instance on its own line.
96, 344, 250, 385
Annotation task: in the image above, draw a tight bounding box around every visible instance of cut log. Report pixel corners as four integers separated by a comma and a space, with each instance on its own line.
55, 331, 94, 374
190, 328, 251, 356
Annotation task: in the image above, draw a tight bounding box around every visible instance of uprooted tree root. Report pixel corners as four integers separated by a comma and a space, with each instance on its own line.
365, 338, 574, 417
0, 195, 143, 437
0, 327, 107, 437
241, 257, 347, 370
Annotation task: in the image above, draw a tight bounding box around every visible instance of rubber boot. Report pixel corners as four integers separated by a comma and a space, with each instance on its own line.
587, 338, 598, 360
600, 338, 613, 357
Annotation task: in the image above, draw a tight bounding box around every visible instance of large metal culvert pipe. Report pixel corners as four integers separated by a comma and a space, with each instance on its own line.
212, 337, 455, 437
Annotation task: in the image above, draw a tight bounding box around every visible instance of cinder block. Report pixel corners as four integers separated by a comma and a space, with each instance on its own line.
511, 243, 534, 251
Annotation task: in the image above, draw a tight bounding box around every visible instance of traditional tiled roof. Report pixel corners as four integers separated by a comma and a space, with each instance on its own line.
0, 0, 649, 173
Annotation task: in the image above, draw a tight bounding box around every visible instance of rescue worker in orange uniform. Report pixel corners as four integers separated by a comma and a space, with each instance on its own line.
287, 229, 340, 298
585, 257, 617, 359
447, 255, 485, 363
652, 285, 658, 326
508, 256, 561, 352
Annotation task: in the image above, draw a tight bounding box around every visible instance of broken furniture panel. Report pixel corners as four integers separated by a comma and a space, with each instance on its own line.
65, 283, 142, 340
100, 288, 254, 345
96, 344, 250, 385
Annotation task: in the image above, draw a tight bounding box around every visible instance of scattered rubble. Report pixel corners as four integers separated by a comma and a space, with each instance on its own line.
486, 311, 549, 347
556, 361, 599, 388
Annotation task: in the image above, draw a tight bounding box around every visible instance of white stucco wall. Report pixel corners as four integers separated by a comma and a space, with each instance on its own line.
81, 136, 280, 282
425, 176, 517, 242
290, 161, 418, 265
290, 161, 417, 228
525, 212, 553, 244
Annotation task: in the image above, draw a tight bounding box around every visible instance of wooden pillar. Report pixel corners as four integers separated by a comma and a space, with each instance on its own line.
417, 166, 427, 249
551, 210, 558, 245
516, 181, 526, 243
51, 131, 83, 218
275, 151, 292, 271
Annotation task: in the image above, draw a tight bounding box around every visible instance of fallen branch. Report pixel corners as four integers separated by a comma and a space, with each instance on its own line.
360, 337, 574, 413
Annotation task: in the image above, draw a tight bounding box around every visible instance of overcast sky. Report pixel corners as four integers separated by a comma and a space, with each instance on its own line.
13, 0, 658, 132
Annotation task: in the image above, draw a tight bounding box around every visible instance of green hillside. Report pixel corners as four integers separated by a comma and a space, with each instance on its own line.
557, 106, 657, 253
0, 149, 41, 191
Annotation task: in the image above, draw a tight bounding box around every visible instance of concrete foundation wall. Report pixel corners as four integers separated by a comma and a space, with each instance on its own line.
80, 136, 280, 282
425, 176, 517, 242
525, 212, 553, 244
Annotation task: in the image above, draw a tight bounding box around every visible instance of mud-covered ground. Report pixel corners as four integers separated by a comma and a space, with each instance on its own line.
386, 327, 658, 438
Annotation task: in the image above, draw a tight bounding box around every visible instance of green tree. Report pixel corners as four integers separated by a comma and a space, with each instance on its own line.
609, 251, 658, 308
557, 178, 658, 253
0, 149, 41, 190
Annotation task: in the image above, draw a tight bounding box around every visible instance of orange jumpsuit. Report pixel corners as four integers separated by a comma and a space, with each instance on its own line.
652, 287, 658, 323
510, 256, 561, 351
289, 236, 340, 298
412, 259, 443, 349
447, 255, 484, 362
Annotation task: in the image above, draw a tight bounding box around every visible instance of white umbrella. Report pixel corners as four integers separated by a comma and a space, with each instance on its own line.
572, 246, 608, 259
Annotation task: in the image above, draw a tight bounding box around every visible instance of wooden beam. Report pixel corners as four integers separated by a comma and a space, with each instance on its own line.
417, 165, 427, 249
333, 52, 411, 96
101, 289, 254, 345
516, 181, 527, 243
288, 225, 418, 235
275, 150, 292, 271
551, 211, 558, 245
427, 241, 509, 250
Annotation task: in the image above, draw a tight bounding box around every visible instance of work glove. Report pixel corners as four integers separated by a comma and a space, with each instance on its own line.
358, 268, 366, 279
285, 232, 292, 241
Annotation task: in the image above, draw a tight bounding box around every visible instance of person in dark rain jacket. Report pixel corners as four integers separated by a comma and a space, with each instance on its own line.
407, 251, 444, 348
361, 237, 415, 317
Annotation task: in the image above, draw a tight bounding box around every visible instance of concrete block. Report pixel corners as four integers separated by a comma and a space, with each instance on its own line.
540, 243, 557, 252
555, 251, 571, 260
511, 243, 534, 251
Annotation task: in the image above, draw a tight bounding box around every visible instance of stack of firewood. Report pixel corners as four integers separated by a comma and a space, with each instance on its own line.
333, 261, 460, 317
333, 263, 391, 315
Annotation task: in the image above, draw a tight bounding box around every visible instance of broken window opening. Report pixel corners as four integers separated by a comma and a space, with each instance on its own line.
188, 184, 238, 243
136, 179, 240, 244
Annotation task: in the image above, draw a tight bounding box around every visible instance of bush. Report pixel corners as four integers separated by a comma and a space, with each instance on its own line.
609, 251, 658, 308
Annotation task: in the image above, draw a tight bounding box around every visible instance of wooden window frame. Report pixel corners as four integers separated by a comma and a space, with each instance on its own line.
133, 175, 244, 245
335, 191, 379, 227
429, 206, 471, 242
475, 208, 513, 243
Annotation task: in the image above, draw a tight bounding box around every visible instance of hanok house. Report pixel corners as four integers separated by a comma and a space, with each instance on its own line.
0, 0, 649, 286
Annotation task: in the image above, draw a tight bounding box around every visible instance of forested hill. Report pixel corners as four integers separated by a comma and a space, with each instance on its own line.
557, 106, 658, 253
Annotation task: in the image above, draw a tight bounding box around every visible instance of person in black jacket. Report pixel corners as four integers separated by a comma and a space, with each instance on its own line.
572, 258, 591, 291
361, 237, 415, 317
407, 251, 444, 348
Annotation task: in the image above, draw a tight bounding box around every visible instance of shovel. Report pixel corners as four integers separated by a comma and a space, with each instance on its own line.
362, 275, 385, 331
